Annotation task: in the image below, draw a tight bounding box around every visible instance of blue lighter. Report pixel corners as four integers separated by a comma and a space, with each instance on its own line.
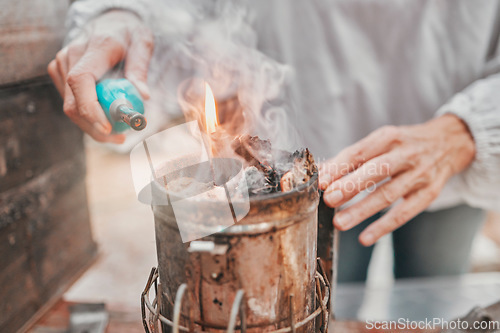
96, 78, 147, 132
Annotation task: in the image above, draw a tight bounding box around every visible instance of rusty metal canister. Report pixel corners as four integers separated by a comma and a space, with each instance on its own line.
151, 169, 320, 332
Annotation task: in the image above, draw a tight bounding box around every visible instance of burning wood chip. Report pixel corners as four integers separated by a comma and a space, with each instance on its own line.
280, 149, 317, 193
280, 171, 295, 192
233, 135, 317, 195
232, 134, 273, 172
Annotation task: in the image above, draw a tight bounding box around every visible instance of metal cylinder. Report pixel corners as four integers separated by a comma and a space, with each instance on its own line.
152, 168, 320, 332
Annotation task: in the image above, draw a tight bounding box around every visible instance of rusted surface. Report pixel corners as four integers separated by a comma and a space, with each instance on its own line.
153, 173, 320, 332
142, 265, 330, 332
0, 79, 96, 332
317, 193, 335, 284
0, 77, 86, 194
0, 162, 97, 333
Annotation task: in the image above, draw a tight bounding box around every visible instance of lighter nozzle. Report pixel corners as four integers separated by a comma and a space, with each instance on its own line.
118, 105, 147, 131
128, 113, 147, 131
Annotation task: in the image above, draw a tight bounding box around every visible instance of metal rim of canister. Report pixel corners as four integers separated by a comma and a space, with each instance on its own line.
150, 170, 319, 236
151, 166, 319, 204
152, 205, 318, 236
141, 258, 330, 333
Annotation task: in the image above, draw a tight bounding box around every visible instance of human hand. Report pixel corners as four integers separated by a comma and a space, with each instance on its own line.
48, 10, 154, 143
319, 114, 475, 246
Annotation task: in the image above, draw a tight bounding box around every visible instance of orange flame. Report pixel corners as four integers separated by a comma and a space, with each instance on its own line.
204, 83, 218, 133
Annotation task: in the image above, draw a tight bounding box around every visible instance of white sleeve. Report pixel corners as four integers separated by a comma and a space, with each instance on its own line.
436, 72, 500, 211
65, 0, 153, 41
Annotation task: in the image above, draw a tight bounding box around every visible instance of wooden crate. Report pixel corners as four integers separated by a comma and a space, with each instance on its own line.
0, 1, 98, 329
0, 77, 97, 333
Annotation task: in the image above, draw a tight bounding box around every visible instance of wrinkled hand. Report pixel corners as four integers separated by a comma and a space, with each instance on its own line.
319, 114, 475, 246
48, 10, 154, 143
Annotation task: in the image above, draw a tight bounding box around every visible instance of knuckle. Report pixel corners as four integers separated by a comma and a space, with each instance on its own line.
400, 179, 414, 194
413, 172, 430, 189
427, 186, 440, 200
144, 32, 154, 47
379, 185, 397, 205
90, 133, 107, 143
93, 34, 124, 50
142, 36, 154, 52
66, 72, 78, 85
376, 125, 391, 136
392, 213, 408, 228
379, 125, 402, 142
78, 103, 94, 118
346, 145, 365, 167
55, 50, 66, 63
66, 71, 87, 86
63, 103, 77, 118
352, 152, 365, 166
401, 152, 418, 169
67, 44, 84, 58
136, 27, 154, 47
47, 60, 57, 75
377, 158, 392, 177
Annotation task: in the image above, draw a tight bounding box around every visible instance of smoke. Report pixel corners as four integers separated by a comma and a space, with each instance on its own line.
146, 0, 301, 152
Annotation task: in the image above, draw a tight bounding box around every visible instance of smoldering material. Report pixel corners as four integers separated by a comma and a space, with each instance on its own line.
161, 135, 317, 199
232, 135, 317, 195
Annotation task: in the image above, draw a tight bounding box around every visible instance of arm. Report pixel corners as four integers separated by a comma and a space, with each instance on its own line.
436, 72, 500, 210
66, 0, 152, 42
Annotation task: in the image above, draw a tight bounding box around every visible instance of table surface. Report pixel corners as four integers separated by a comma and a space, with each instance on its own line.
336, 272, 500, 321
29, 300, 437, 333
29, 272, 500, 333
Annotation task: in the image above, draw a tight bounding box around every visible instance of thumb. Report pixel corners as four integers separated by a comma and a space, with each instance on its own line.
125, 27, 154, 100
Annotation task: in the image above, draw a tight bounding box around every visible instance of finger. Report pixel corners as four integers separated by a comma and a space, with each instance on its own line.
319, 126, 403, 189
67, 39, 127, 133
125, 28, 154, 99
56, 48, 69, 81
332, 169, 424, 231
67, 72, 112, 134
51, 44, 86, 98
358, 181, 444, 247
63, 92, 124, 144
65, 43, 88, 87
324, 150, 411, 207
63, 84, 87, 131
63, 82, 115, 142
67, 42, 87, 69
48, 60, 65, 96
70, 37, 126, 79
64, 83, 76, 116
79, 121, 126, 144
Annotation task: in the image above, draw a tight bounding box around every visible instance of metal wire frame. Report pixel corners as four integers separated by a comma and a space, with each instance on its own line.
141, 259, 330, 333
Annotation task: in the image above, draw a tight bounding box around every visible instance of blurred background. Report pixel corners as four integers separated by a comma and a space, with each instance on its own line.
2, 0, 500, 332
